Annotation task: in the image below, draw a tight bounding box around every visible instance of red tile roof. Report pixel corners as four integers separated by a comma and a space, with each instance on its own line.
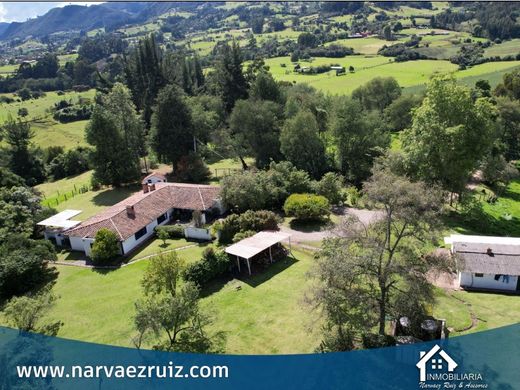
66, 183, 220, 241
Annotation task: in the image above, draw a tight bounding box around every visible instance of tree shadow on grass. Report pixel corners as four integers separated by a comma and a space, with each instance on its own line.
288, 218, 334, 233
443, 198, 520, 237
91, 185, 139, 207
200, 254, 299, 298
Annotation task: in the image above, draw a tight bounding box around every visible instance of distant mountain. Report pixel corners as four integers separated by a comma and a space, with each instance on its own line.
0, 2, 183, 40
0, 23, 9, 37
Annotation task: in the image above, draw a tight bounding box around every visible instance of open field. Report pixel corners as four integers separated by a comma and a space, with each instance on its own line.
446, 179, 520, 237
0, 63, 17, 77
35, 247, 321, 353
6, 237, 517, 353
265, 55, 520, 94
485, 39, 520, 57
45, 184, 139, 221
326, 37, 399, 55
434, 288, 520, 335
31, 119, 88, 149
36, 170, 93, 197
0, 89, 95, 123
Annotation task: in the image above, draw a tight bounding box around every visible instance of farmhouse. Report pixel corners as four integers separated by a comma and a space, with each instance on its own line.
44, 182, 223, 257
445, 234, 520, 292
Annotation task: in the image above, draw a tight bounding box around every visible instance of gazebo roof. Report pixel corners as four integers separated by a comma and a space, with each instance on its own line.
225, 231, 291, 259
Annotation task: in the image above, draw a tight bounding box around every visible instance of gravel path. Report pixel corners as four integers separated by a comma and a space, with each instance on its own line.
281, 207, 383, 244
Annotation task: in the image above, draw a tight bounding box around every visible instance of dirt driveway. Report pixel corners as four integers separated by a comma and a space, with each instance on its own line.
281, 207, 383, 244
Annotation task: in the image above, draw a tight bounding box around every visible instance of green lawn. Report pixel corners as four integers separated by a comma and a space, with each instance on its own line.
36, 247, 321, 353
45, 185, 139, 221
434, 288, 520, 335
446, 179, 520, 237
484, 39, 520, 57
31, 119, 88, 149
35, 170, 93, 198
326, 37, 400, 55
0, 89, 95, 123
126, 237, 207, 262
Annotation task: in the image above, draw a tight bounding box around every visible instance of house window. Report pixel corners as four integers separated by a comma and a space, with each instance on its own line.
475, 273, 484, 278
135, 226, 147, 240
157, 213, 167, 224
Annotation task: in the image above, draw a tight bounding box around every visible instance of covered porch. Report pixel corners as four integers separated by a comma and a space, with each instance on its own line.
225, 231, 292, 276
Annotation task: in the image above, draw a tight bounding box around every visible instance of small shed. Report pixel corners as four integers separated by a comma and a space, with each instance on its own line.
141, 172, 167, 185
225, 231, 292, 275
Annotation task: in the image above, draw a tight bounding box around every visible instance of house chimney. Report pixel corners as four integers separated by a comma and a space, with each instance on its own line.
149, 183, 156, 191
142, 184, 149, 193
486, 247, 493, 256
126, 205, 135, 218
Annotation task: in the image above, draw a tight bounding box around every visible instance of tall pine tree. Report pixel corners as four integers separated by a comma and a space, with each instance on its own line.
149, 84, 194, 173
86, 83, 144, 186
214, 41, 248, 113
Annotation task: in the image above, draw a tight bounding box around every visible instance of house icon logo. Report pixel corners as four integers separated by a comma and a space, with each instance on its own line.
416, 344, 458, 382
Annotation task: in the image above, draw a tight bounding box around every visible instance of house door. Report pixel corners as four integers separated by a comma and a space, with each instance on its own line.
516, 276, 520, 292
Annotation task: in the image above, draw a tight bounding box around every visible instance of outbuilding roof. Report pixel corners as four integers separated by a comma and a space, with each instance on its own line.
451, 239, 520, 275
65, 183, 220, 241
225, 231, 291, 259
37, 209, 82, 229
141, 172, 167, 184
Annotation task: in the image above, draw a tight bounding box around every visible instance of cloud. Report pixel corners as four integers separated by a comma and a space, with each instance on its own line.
0, 3, 7, 23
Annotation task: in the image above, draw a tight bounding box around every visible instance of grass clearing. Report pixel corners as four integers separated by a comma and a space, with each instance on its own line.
46, 185, 139, 221
445, 179, 520, 237
36, 247, 320, 353
327, 37, 399, 55
484, 39, 520, 57
434, 288, 520, 335
35, 170, 93, 197
0, 89, 95, 123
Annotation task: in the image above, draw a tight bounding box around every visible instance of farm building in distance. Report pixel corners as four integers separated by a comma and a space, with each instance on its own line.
445, 234, 520, 292
41, 182, 224, 257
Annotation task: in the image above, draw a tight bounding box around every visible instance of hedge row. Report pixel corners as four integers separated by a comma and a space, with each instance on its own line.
154, 224, 184, 239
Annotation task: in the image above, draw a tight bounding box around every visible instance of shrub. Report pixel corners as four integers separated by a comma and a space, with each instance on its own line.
91, 228, 120, 265
232, 230, 256, 243
157, 228, 169, 245
214, 210, 280, 244
174, 153, 211, 183
345, 186, 361, 206
155, 224, 184, 239
283, 193, 330, 221
313, 172, 344, 205
362, 333, 396, 349
182, 248, 231, 287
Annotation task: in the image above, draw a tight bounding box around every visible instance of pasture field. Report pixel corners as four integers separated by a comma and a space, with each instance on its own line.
266, 55, 520, 94
57, 53, 78, 64
326, 36, 399, 55
484, 39, 520, 57
0, 89, 95, 123
35, 170, 93, 197
30, 119, 88, 150
0, 63, 17, 77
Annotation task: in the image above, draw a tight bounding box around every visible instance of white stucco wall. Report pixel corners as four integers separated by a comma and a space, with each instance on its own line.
121, 210, 171, 255
459, 272, 518, 291
185, 227, 212, 241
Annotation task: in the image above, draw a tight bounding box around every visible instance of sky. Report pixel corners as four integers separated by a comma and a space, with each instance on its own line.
0, 2, 101, 23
